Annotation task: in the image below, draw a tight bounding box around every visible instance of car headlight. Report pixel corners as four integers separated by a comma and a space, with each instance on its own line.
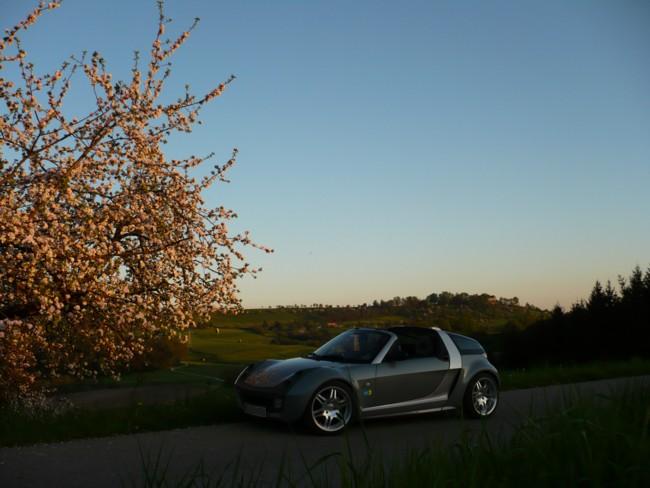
284, 369, 306, 386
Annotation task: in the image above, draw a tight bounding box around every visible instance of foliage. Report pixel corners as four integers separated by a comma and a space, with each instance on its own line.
3, 358, 649, 447
0, 386, 240, 448
204, 292, 548, 347
130, 335, 189, 371
200, 264, 648, 370
495, 265, 650, 367
130, 385, 650, 487
55, 362, 240, 393
370, 386, 650, 487
0, 2, 270, 405
499, 356, 650, 390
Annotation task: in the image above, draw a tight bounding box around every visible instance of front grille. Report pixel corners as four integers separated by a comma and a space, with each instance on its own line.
238, 389, 274, 409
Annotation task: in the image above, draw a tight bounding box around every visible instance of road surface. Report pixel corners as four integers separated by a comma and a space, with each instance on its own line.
1, 376, 649, 487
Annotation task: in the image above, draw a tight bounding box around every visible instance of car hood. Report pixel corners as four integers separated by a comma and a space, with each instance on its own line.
243, 357, 335, 388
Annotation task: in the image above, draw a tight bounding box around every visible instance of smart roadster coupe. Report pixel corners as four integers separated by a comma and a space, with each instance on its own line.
234, 327, 499, 434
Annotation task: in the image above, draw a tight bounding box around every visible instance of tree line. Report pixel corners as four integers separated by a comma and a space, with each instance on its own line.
231, 291, 547, 344
242, 265, 650, 368
477, 265, 650, 367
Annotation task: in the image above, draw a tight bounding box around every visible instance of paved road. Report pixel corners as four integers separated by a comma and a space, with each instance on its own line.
2, 376, 649, 487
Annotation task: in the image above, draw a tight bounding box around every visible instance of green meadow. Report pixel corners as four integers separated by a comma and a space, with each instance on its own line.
3, 321, 650, 447
56, 321, 650, 393
138, 386, 650, 487
179, 326, 650, 391
187, 327, 313, 364
56, 326, 314, 393
11, 318, 649, 448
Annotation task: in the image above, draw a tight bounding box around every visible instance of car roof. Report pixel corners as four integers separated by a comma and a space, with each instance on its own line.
350, 326, 441, 335
387, 326, 438, 334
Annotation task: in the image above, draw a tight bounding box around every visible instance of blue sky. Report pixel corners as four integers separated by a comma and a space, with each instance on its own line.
4, 0, 650, 309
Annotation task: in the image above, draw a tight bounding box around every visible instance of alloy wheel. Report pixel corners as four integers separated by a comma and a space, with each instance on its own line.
471, 376, 498, 416
311, 385, 352, 433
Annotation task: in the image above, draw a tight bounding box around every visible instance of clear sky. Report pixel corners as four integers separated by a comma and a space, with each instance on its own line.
3, 0, 649, 309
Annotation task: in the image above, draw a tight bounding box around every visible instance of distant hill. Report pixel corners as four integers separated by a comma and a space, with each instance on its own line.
205, 292, 549, 346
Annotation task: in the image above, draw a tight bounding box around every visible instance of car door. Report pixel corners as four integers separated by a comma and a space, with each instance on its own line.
367, 329, 450, 414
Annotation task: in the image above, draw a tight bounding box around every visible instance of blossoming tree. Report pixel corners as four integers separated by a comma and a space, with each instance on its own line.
0, 2, 270, 405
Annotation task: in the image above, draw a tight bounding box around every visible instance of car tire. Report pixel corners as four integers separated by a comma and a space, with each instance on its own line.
304, 381, 355, 435
463, 373, 499, 418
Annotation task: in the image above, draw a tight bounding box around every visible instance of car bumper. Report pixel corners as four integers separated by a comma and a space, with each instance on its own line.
234, 384, 307, 424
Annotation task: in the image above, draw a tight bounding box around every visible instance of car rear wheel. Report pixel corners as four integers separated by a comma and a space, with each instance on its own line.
464, 374, 498, 418
305, 382, 354, 434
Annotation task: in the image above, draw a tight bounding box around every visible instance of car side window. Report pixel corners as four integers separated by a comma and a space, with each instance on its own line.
384, 341, 406, 361
384, 330, 449, 361
431, 331, 450, 360
449, 334, 485, 355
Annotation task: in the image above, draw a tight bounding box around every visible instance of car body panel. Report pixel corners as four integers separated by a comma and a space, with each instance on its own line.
447, 353, 499, 408
242, 357, 319, 388
368, 357, 449, 410
234, 327, 500, 425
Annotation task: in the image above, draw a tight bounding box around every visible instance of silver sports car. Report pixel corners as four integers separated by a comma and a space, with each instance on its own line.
234, 326, 499, 434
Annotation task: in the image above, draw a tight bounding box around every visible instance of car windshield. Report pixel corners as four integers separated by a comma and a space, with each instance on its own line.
310, 329, 390, 363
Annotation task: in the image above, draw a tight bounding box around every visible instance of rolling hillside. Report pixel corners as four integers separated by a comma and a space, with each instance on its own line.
202, 292, 549, 349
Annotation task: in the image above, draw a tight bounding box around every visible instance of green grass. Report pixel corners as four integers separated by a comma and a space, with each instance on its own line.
55, 326, 316, 393
55, 362, 244, 393
0, 385, 242, 448
185, 327, 650, 389
58, 324, 650, 395
364, 385, 650, 487
501, 357, 650, 390
73, 326, 650, 394
137, 385, 650, 487
206, 309, 299, 327
9, 325, 649, 450
2, 358, 649, 448
337, 315, 406, 326
188, 327, 313, 364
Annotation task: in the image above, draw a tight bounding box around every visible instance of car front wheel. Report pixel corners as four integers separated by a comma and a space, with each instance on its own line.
305, 382, 354, 434
464, 374, 499, 418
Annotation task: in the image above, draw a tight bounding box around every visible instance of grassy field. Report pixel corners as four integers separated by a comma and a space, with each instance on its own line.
188, 327, 313, 364
500, 356, 650, 390
56, 327, 313, 393
6, 384, 648, 485
0, 386, 242, 448
7, 325, 647, 448
54, 362, 243, 394
58, 324, 650, 394
207, 309, 299, 328
205, 308, 432, 329
202, 303, 547, 334
180, 327, 650, 393
137, 386, 650, 487
2, 355, 649, 447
